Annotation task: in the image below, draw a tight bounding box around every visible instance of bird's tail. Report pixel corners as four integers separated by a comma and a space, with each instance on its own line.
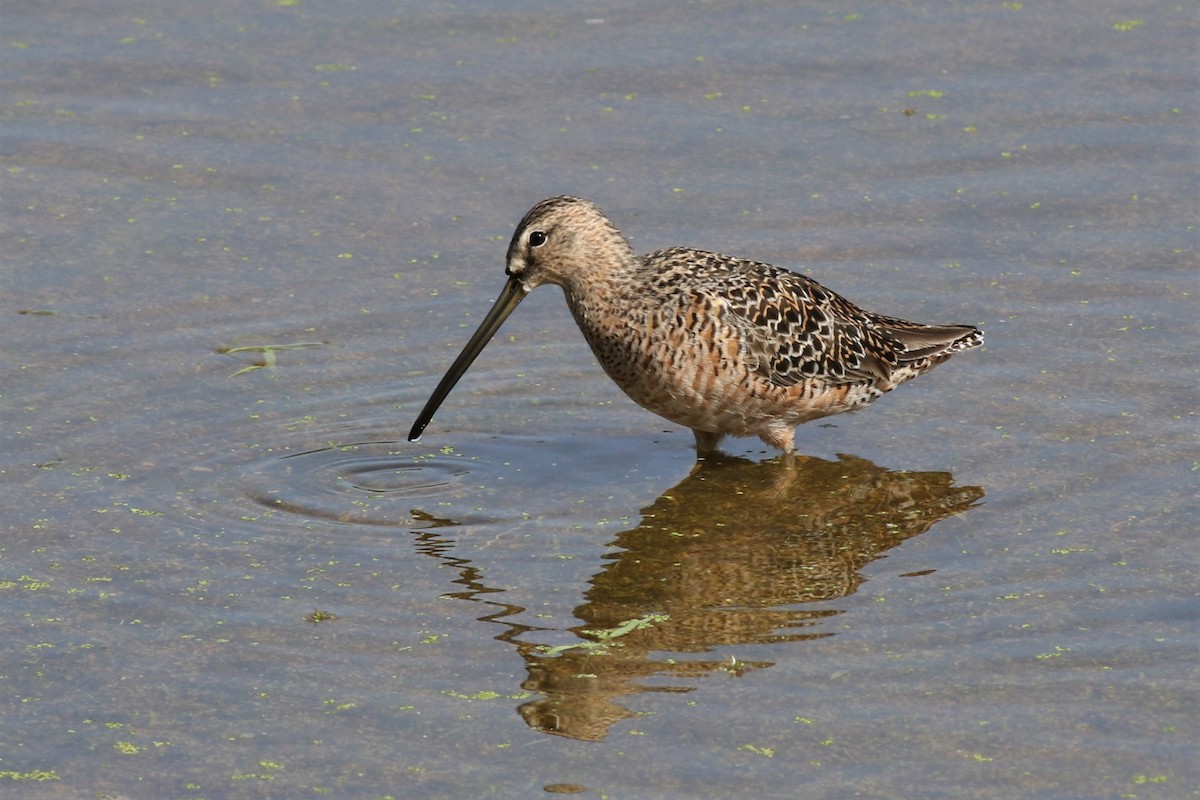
882, 321, 983, 363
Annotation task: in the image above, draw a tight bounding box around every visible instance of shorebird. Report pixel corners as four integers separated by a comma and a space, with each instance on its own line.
408, 196, 982, 454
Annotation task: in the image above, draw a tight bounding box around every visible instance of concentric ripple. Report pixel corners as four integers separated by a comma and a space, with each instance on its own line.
179, 428, 642, 538
237, 440, 475, 528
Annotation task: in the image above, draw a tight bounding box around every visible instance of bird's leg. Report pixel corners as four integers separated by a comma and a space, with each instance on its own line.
692, 429, 725, 456
758, 425, 796, 455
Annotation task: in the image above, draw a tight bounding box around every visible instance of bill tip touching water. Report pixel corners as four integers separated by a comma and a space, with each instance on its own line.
408, 196, 982, 454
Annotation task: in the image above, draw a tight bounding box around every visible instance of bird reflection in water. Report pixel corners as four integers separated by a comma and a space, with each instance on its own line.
410, 453, 983, 742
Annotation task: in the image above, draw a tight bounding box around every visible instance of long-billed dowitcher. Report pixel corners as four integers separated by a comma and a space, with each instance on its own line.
409, 196, 982, 454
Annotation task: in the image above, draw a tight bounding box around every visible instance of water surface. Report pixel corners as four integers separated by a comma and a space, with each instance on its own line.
2, 1, 1196, 798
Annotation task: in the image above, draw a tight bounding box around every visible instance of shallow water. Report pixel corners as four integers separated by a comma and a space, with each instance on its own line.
2, 1, 1196, 798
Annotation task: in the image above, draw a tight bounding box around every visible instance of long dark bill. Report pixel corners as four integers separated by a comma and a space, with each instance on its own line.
408, 277, 529, 442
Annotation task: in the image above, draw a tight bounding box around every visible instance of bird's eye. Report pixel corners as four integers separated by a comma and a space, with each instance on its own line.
528, 230, 547, 248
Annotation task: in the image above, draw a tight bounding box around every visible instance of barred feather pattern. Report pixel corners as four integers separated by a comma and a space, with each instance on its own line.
481, 196, 982, 453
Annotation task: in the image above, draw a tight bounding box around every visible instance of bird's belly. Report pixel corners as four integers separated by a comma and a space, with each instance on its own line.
614, 366, 870, 436
588, 329, 865, 437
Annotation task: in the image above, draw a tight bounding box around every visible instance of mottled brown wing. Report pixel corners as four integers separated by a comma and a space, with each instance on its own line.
666, 250, 903, 388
